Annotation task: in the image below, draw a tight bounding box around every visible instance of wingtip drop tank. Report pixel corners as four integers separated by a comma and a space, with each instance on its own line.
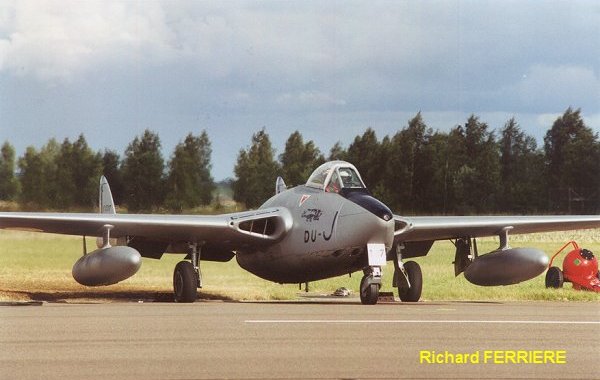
72, 246, 142, 286
464, 248, 549, 286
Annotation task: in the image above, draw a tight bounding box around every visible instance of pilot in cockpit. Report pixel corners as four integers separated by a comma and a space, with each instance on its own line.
338, 167, 363, 188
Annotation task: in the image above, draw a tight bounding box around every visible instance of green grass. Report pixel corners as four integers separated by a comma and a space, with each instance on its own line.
1, 230, 599, 302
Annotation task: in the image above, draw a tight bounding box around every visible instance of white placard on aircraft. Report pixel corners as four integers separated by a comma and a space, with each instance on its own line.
367, 243, 387, 266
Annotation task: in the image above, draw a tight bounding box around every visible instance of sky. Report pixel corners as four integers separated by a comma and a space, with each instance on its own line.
1, 0, 599, 180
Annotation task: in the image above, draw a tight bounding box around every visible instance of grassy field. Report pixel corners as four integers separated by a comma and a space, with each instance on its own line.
1, 229, 599, 303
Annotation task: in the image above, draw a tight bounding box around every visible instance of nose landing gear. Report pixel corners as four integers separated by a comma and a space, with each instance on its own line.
359, 243, 423, 305
360, 266, 382, 305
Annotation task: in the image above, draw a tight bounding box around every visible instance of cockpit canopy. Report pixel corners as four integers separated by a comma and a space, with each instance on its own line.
306, 161, 366, 193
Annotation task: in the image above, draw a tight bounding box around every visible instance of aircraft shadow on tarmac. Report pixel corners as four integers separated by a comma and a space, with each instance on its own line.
1, 289, 504, 305
245, 300, 504, 306
0, 290, 236, 304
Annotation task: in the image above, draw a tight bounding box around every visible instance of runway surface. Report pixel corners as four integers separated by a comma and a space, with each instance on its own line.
1, 299, 599, 379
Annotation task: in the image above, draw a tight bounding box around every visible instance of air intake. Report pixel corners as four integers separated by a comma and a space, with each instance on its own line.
238, 217, 278, 236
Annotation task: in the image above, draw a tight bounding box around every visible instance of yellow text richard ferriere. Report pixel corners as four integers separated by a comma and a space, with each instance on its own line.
419, 350, 566, 365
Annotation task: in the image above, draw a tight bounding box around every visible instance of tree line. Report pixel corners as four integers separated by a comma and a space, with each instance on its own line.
0, 107, 598, 214
0, 130, 215, 213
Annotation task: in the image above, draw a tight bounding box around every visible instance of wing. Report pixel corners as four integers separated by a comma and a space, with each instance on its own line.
0, 207, 293, 253
394, 215, 600, 242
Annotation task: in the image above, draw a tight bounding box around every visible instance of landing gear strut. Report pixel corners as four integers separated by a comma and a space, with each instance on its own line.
393, 244, 423, 302
173, 242, 202, 303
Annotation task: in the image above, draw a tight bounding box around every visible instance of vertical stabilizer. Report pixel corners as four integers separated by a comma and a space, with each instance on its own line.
275, 176, 287, 194
99, 176, 116, 214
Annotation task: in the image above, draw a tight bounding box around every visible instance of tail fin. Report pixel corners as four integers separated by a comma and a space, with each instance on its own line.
99, 176, 116, 214
275, 176, 287, 195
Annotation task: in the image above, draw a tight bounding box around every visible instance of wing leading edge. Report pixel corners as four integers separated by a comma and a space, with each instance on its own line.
0, 207, 293, 251
394, 215, 600, 242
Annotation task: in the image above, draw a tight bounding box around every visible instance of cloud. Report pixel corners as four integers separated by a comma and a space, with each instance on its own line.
585, 113, 600, 132
1, 1, 599, 180
0, 0, 176, 81
0, 2, 460, 84
512, 65, 600, 112
3, 1, 598, 114
277, 91, 346, 109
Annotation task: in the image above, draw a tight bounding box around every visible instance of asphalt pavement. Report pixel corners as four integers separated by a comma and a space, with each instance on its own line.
0, 299, 599, 379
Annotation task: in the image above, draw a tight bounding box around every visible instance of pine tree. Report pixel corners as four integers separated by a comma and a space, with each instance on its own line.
18, 146, 44, 207
0, 142, 19, 201
166, 131, 215, 212
279, 131, 324, 187
328, 142, 346, 161
345, 128, 383, 191
499, 118, 545, 213
544, 108, 600, 213
383, 113, 431, 212
102, 150, 125, 205
453, 115, 500, 214
233, 129, 280, 209
18, 139, 60, 208
52, 135, 102, 209
122, 130, 166, 212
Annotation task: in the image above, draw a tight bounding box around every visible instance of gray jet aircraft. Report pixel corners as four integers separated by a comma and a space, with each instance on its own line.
1, 161, 599, 304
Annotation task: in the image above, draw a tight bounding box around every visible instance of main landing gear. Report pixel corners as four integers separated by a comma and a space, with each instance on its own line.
397, 261, 422, 302
360, 244, 423, 305
173, 242, 202, 303
393, 244, 422, 303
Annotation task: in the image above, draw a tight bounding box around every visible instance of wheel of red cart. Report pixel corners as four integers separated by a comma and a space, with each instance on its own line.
545, 266, 564, 289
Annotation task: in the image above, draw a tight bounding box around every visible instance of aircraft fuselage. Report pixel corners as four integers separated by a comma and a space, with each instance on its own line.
235, 185, 395, 283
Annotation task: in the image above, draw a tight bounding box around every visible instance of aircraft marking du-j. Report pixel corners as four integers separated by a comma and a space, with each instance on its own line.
1, 161, 599, 304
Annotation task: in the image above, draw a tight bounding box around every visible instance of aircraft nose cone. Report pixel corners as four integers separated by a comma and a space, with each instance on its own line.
344, 191, 393, 221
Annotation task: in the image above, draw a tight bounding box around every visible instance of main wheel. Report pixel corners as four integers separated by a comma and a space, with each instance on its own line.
398, 261, 422, 302
545, 266, 564, 289
173, 261, 198, 303
360, 275, 379, 305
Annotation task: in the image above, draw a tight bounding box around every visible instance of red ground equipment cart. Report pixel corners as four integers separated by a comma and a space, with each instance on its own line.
545, 241, 600, 292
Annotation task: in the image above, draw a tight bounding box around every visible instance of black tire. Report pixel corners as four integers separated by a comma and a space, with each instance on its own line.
398, 261, 422, 302
359, 275, 379, 305
545, 266, 564, 289
173, 261, 198, 303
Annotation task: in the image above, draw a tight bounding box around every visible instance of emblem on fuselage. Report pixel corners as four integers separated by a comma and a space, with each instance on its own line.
301, 208, 322, 222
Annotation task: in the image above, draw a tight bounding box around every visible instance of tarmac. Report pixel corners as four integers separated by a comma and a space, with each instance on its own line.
0, 298, 599, 380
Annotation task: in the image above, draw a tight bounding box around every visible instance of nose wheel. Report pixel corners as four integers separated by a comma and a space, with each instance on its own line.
360, 275, 380, 305
360, 266, 382, 305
